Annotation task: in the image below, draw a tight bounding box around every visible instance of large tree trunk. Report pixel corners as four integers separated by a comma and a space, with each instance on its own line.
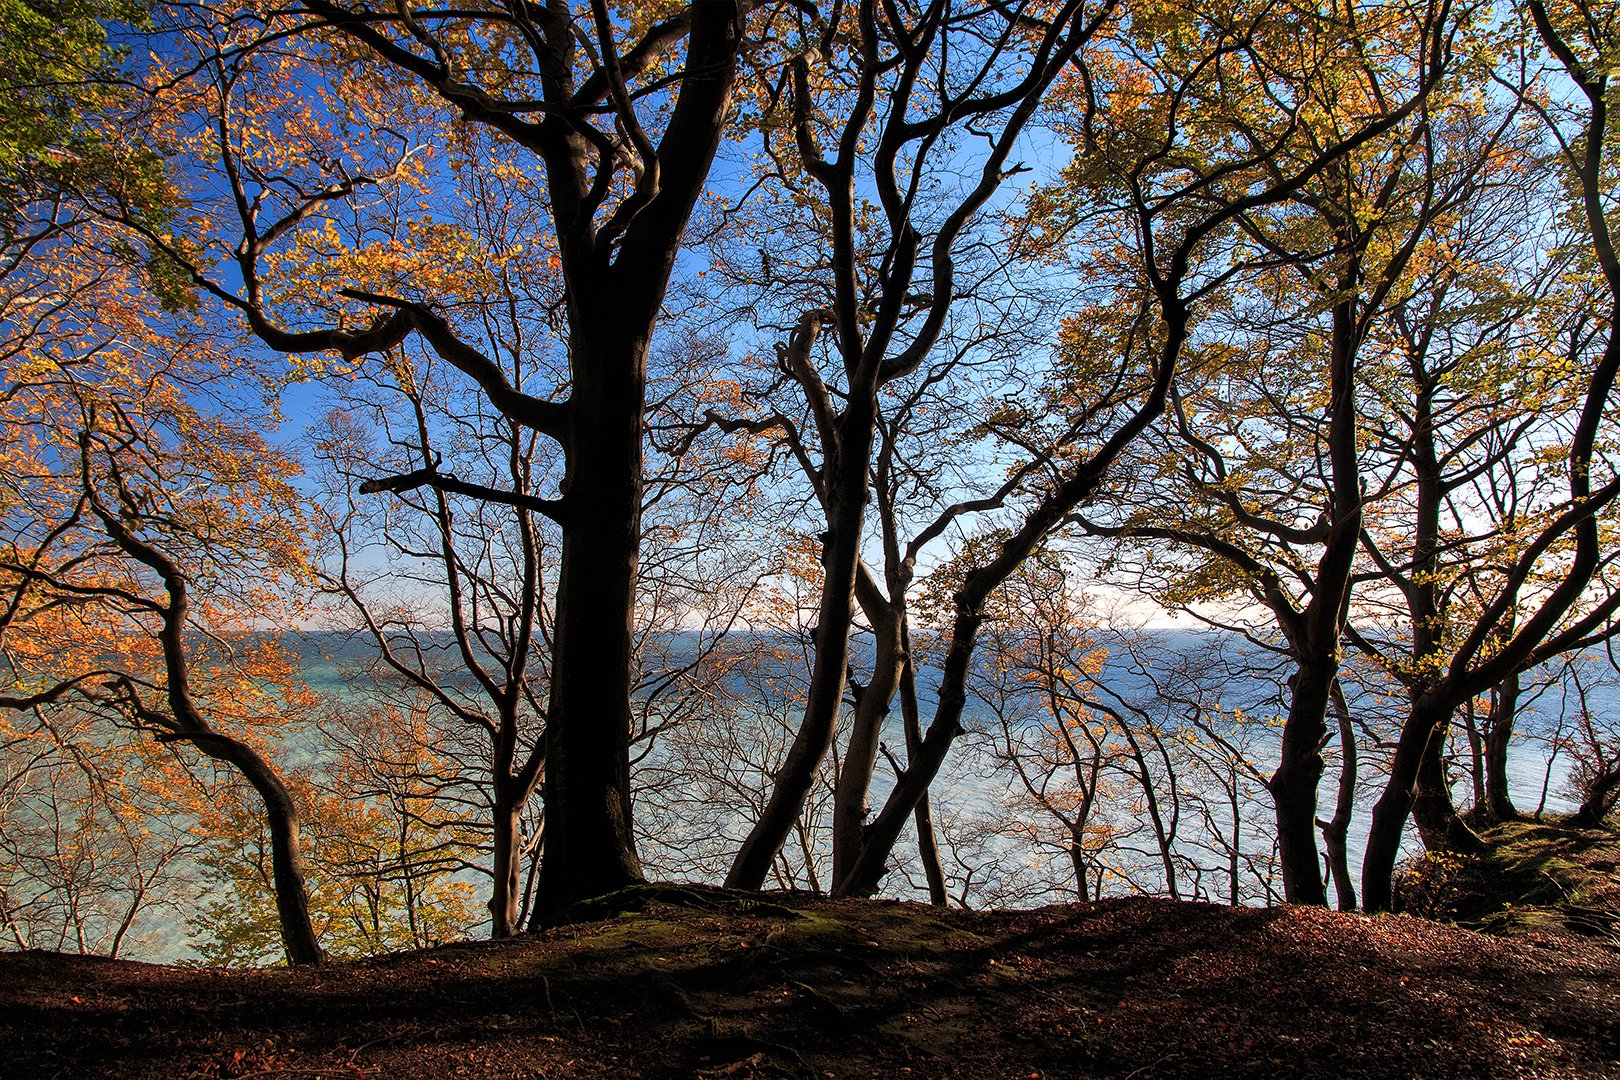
1411, 711, 1486, 855
1270, 661, 1334, 906
534, 328, 647, 919
489, 799, 523, 938
1362, 697, 1484, 913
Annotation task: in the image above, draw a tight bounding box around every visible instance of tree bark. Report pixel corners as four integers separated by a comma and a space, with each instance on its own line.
900, 648, 948, 906
535, 323, 648, 917
1320, 680, 1358, 911
1483, 673, 1521, 823
831, 604, 904, 888
489, 799, 523, 938
1572, 766, 1620, 827
1362, 697, 1484, 913
232, 753, 325, 966
1411, 711, 1486, 855
728, 392, 880, 891
91, 484, 325, 965
1270, 662, 1333, 906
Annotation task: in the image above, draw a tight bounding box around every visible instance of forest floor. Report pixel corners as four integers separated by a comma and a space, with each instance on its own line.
3, 825, 1618, 1080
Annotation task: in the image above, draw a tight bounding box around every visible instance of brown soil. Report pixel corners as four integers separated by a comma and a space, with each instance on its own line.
2, 887, 1617, 1079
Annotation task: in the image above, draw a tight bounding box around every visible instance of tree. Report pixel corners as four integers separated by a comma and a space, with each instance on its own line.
0, 704, 199, 956
713, 0, 1117, 892
831, 0, 1458, 899
313, 344, 557, 939
0, 0, 172, 268
187, 712, 482, 966
1076, 67, 1530, 905
124, 0, 763, 916
1349, 0, 1620, 910
0, 271, 326, 961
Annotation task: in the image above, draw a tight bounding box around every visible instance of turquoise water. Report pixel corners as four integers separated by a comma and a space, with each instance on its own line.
14, 628, 1588, 962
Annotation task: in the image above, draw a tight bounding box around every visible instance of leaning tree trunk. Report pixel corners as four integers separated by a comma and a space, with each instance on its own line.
1482, 673, 1522, 824
1319, 680, 1358, 911
1362, 696, 1485, 913
98, 500, 325, 966
728, 391, 880, 891
231, 751, 325, 966
1571, 765, 1620, 827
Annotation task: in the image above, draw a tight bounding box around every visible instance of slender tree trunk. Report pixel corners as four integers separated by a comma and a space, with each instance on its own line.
1483, 673, 1521, 823
912, 796, 947, 906
1271, 295, 1361, 907
835, 609, 982, 898
1463, 699, 1487, 811
102, 510, 325, 965
900, 648, 947, 906
831, 610, 903, 887
142, 707, 323, 964
1228, 780, 1242, 906
1320, 680, 1357, 912
1068, 836, 1089, 900
729, 393, 879, 891
218, 745, 323, 966
1118, 721, 1179, 899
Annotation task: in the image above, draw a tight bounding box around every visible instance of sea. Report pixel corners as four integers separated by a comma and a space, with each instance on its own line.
16, 628, 1595, 962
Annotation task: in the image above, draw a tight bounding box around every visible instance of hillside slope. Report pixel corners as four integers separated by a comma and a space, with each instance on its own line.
3, 886, 1617, 1079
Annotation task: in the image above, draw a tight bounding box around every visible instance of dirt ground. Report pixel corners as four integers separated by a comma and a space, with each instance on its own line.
3, 884, 1617, 1079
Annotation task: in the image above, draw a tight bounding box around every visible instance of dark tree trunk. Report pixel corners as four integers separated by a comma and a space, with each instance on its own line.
1270, 296, 1361, 907
835, 301, 1188, 899
1320, 680, 1358, 911
535, 326, 648, 917
1483, 673, 1522, 823
1463, 699, 1487, 811
1270, 662, 1333, 906
912, 794, 948, 906
900, 649, 948, 906
1411, 712, 1486, 855
835, 611, 982, 898
95, 503, 325, 966
728, 392, 880, 891
1362, 697, 1485, 913
241, 761, 325, 967
831, 606, 904, 887
1571, 767, 1620, 827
